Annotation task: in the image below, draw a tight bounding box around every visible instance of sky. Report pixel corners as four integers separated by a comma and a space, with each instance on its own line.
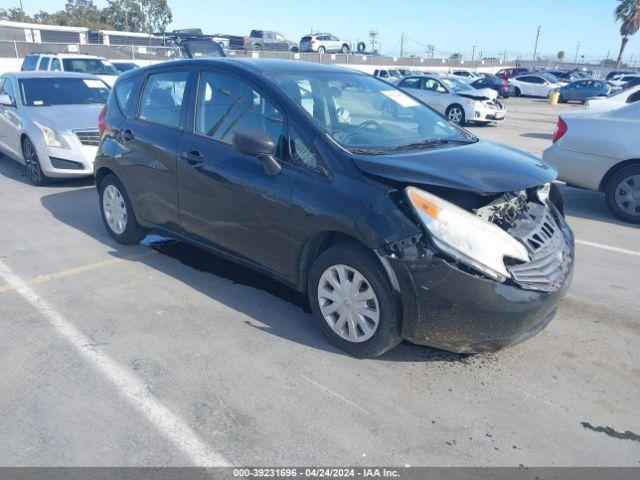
9, 0, 640, 63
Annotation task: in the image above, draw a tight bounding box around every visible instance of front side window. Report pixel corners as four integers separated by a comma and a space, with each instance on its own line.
272, 71, 474, 153
0, 77, 16, 104
139, 70, 188, 128
195, 71, 284, 155
18, 77, 110, 106
289, 128, 320, 170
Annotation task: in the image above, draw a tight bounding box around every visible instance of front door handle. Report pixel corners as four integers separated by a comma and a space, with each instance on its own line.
181, 150, 204, 166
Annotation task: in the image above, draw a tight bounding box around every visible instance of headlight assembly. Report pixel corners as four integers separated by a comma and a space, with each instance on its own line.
33, 121, 66, 148
406, 187, 529, 281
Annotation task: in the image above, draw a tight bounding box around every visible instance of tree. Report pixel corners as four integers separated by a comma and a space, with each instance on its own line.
557, 50, 565, 61
449, 52, 463, 60
102, 0, 146, 32
615, 0, 640, 64
141, 0, 172, 33
0, 7, 34, 22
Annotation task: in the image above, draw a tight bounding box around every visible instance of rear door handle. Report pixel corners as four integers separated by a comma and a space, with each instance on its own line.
181, 150, 204, 166
120, 129, 134, 143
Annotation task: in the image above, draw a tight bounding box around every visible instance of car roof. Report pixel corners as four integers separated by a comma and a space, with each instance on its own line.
3, 71, 101, 79
134, 58, 363, 76
29, 53, 106, 59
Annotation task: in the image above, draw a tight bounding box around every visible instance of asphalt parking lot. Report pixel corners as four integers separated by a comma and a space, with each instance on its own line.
0, 97, 638, 467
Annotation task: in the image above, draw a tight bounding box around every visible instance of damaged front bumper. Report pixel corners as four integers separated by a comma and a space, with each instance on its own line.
378, 209, 574, 354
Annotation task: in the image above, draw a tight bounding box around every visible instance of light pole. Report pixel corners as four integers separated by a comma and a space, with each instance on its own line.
533, 25, 541, 60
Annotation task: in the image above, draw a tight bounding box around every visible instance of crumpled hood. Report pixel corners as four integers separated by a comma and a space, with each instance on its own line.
353, 140, 557, 194
24, 104, 103, 132
457, 88, 498, 100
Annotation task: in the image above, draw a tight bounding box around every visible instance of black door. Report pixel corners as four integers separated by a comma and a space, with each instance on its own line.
117, 68, 191, 231
177, 69, 298, 277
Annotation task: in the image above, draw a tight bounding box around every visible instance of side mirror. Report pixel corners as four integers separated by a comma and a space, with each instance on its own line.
0, 94, 14, 107
232, 129, 282, 176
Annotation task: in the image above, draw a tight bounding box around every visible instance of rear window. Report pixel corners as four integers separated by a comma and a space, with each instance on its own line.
21, 55, 39, 71
301, 36, 312, 42
19, 77, 110, 106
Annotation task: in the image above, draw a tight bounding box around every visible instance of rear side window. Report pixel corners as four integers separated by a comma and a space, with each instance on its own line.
399, 77, 421, 89
139, 70, 188, 128
38, 57, 50, 71
114, 76, 139, 115
21, 55, 39, 71
50, 58, 61, 71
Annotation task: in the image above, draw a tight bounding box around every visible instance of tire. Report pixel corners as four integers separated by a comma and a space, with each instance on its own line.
514, 87, 521, 97
445, 104, 466, 125
605, 165, 640, 224
308, 243, 402, 358
340, 44, 349, 54
252, 43, 262, 51
22, 137, 51, 186
98, 173, 147, 244
318, 46, 326, 54
290, 46, 299, 53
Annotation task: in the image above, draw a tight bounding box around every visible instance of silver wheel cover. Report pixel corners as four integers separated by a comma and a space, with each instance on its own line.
448, 107, 463, 123
102, 184, 128, 234
615, 175, 640, 216
318, 264, 380, 343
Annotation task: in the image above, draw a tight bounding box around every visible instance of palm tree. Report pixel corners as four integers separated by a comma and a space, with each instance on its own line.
615, 0, 640, 65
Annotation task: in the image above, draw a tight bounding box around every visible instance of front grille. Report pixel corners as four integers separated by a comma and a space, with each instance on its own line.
507, 204, 572, 292
75, 130, 100, 146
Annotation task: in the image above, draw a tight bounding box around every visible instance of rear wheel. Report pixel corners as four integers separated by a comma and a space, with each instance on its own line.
308, 243, 402, 358
605, 165, 640, 224
22, 137, 50, 186
318, 46, 326, 54
445, 104, 466, 124
99, 174, 147, 243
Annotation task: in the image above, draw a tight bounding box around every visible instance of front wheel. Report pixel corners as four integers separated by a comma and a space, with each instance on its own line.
445, 104, 466, 125
605, 165, 640, 224
308, 244, 402, 358
340, 44, 349, 54
22, 137, 50, 186
99, 174, 147, 243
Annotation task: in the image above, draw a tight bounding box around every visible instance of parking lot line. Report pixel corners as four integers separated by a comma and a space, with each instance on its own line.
0, 258, 231, 467
576, 239, 640, 258
0, 251, 158, 294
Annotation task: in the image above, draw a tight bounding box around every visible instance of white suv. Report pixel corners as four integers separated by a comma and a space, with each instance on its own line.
299, 34, 349, 54
21, 53, 119, 86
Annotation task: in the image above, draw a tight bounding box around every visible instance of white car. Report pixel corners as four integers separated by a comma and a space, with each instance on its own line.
299, 33, 349, 54
543, 102, 640, 223
509, 73, 567, 98
397, 75, 505, 124
608, 74, 640, 88
586, 84, 640, 110
450, 70, 482, 83
21, 53, 118, 86
0, 71, 110, 185
373, 69, 404, 84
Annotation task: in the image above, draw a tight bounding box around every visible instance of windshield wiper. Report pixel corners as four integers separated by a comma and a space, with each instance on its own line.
386, 138, 474, 152
348, 148, 387, 155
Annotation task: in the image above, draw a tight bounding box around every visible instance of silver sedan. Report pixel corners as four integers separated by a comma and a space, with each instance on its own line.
0, 71, 109, 185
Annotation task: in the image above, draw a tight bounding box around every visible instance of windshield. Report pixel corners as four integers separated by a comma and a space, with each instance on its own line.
271, 71, 475, 153
19, 77, 110, 106
440, 77, 474, 92
62, 58, 118, 76
183, 42, 225, 58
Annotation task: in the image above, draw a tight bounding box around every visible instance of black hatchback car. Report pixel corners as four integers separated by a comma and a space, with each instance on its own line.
95, 59, 574, 357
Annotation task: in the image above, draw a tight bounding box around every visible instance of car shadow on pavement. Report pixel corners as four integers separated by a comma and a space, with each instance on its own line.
0, 154, 94, 189
559, 185, 639, 229
39, 184, 463, 363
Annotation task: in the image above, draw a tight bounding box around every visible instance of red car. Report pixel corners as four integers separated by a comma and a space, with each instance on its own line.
495, 67, 529, 81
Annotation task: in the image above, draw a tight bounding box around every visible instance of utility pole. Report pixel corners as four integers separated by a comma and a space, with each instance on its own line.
574, 41, 580, 63
471, 45, 477, 61
503, 49, 507, 63
533, 25, 541, 60
400, 33, 405, 58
